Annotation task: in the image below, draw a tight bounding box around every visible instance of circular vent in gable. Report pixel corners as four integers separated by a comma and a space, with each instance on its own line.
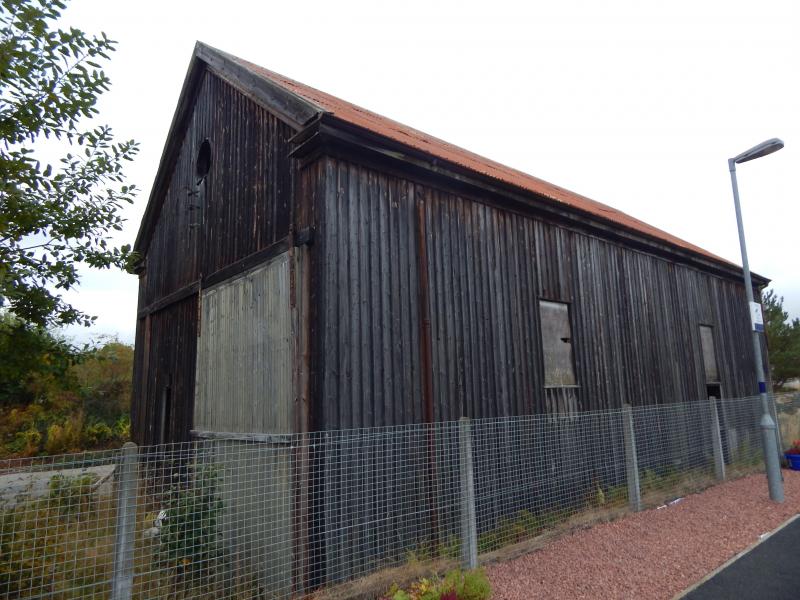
196, 139, 212, 182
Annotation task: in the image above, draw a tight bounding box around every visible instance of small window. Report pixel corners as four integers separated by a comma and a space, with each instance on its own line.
699, 325, 720, 384
540, 300, 577, 387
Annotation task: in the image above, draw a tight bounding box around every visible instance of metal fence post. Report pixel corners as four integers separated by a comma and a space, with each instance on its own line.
458, 417, 478, 569
769, 394, 785, 466
708, 397, 726, 481
112, 442, 138, 600
622, 405, 642, 512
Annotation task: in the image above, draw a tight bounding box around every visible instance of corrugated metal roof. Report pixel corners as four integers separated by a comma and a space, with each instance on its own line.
229, 54, 726, 265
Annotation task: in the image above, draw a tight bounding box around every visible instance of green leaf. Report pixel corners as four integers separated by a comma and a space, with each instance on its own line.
0, 0, 137, 330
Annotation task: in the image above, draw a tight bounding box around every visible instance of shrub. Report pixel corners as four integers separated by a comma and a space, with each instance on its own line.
476, 509, 548, 553
83, 421, 114, 447
0, 509, 47, 595
73, 341, 133, 424
382, 568, 491, 600
115, 414, 131, 441
44, 414, 83, 454
0, 337, 133, 458
11, 427, 42, 457
443, 569, 491, 600
47, 473, 98, 518
154, 464, 224, 586
1, 404, 45, 457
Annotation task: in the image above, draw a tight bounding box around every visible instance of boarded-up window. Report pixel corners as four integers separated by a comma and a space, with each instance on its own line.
540, 300, 577, 387
699, 325, 719, 383
194, 253, 293, 434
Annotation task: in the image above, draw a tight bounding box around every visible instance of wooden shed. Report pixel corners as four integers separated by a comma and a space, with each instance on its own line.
130, 42, 773, 592
132, 42, 768, 446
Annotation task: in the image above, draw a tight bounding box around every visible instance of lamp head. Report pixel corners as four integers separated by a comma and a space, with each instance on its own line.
732, 138, 784, 164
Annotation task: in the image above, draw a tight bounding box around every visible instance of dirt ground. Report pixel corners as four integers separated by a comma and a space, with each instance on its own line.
486, 469, 800, 599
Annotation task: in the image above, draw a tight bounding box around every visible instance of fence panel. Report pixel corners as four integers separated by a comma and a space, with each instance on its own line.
0, 393, 795, 599
470, 408, 627, 554
0, 449, 120, 599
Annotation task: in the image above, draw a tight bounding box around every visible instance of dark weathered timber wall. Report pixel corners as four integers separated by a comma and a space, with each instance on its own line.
308, 154, 765, 586
312, 155, 759, 430
141, 71, 293, 305
130, 314, 148, 443
311, 158, 424, 430
133, 295, 198, 446
132, 71, 295, 444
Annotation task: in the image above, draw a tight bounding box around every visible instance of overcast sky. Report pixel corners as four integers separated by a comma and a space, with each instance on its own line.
56, 0, 799, 344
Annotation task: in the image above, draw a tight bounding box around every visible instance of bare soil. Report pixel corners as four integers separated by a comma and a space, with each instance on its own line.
487, 469, 800, 599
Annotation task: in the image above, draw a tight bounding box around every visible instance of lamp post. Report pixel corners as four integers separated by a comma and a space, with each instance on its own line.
728, 137, 784, 503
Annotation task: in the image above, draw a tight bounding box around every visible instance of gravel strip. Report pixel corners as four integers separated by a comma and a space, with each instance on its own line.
487, 470, 800, 599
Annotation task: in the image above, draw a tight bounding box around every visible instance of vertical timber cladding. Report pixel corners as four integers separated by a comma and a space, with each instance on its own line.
130, 316, 149, 445
142, 69, 293, 306
317, 155, 761, 425
314, 157, 427, 584
316, 158, 424, 430
136, 295, 198, 446
313, 155, 763, 579
193, 252, 294, 596
134, 67, 294, 440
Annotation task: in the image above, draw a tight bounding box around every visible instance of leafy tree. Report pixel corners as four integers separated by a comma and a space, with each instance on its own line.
0, 311, 76, 405
0, 0, 138, 329
72, 338, 132, 422
0, 319, 133, 455
762, 289, 800, 389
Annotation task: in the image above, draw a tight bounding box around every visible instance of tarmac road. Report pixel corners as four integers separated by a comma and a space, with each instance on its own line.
684, 515, 800, 599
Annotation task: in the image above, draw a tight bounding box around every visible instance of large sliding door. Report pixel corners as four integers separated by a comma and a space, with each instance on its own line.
193, 251, 295, 595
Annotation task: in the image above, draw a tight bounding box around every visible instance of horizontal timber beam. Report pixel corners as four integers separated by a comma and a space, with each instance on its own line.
137, 281, 199, 319
202, 236, 292, 289
191, 429, 293, 445
138, 236, 294, 318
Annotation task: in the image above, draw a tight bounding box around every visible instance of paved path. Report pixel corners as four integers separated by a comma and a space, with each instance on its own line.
684, 515, 800, 600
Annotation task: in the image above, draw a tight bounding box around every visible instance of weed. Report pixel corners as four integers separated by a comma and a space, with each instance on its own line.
47, 472, 98, 518
441, 568, 491, 600
382, 568, 491, 600
604, 484, 628, 506
733, 438, 762, 468
44, 415, 84, 454
477, 509, 552, 553
640, 466, 685, 495
0, 487, 116, 598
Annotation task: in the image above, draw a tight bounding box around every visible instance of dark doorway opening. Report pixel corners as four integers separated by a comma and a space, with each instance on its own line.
706, 384, 721, 400
159, 383, 172, 445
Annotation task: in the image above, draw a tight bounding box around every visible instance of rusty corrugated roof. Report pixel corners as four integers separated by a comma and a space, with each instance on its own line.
229, 54, 726, 265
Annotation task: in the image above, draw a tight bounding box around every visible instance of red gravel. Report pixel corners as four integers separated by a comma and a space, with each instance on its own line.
487, 470, 800, 599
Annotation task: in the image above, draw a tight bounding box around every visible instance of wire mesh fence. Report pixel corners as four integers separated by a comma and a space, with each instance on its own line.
1, 393, 798, 599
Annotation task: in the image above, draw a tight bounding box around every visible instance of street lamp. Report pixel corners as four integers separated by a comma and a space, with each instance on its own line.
728, 137, 784, 503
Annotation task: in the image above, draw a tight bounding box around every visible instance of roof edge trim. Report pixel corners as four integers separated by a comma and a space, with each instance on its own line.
194, 43, 322, 128
302, 113, 769, 287
133, 45, 205, 256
